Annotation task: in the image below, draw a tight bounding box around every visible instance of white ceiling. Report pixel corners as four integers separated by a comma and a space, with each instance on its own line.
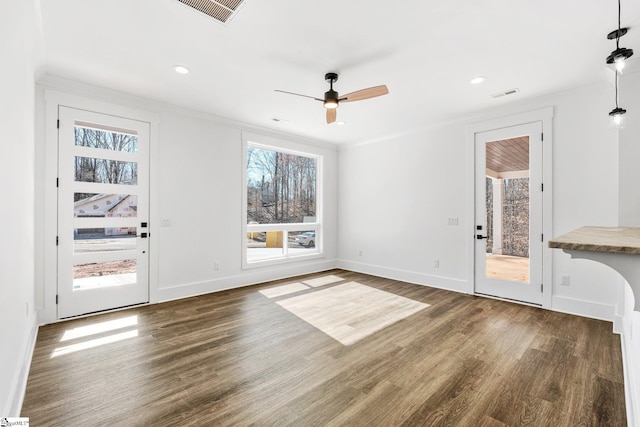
39, 0, 640, 144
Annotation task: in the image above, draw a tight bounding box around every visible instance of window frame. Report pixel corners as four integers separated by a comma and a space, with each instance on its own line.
242, 133, 324, 269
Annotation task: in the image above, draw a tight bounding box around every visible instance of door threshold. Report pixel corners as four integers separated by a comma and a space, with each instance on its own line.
58, 301, 149, 322
474, 292, 542, 308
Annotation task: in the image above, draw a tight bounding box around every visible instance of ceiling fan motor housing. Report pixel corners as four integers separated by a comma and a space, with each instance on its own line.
324, 90, 339, 107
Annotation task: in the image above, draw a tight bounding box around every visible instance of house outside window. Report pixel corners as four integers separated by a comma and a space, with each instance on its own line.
243, 137, 322, 267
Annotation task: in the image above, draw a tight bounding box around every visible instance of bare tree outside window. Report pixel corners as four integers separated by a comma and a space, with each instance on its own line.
247, 146, 317, 224
74, 126, 138, 202
74, 126, 138, 152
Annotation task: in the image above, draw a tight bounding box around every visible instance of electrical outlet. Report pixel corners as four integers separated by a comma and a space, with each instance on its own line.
214, 261, 220, 271
358, 249, 363, 256
160, 219, 172, 227
560, 275, 571, 286
447, 217, 459, 226
433, 259, 440, 268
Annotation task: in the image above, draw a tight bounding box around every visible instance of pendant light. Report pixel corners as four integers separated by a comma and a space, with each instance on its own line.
606, 0, 632, 127
606, 0, 633, 72
609, 73, 626, 128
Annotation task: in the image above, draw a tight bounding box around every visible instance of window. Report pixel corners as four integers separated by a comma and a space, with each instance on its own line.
243, 138, 322, 267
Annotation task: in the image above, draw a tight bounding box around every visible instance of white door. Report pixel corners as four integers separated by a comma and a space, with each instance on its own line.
475, 122, 543, 305
57, 106, 150, 318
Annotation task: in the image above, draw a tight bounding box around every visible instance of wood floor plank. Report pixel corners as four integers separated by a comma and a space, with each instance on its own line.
21, 269, 627, 426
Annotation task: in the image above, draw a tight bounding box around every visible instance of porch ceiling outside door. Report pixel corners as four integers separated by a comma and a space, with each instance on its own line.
486, 137, 530, 174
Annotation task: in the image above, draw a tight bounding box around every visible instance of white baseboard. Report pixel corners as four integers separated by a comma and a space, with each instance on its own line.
5, 315, 38, 417
336, 260, 471, 294
614, 315, 624, 334
157, 259, 338, 302
621, 332, 639, 427
551, 295, 615, 323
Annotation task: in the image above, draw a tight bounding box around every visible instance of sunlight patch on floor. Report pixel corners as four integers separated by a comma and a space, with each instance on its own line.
52, 315, 139, 358
276, 281, 429, 345
259, 282, 310, 298
52, 329, 138, 358
60, 315, 138, 342
302, 274, 344, 287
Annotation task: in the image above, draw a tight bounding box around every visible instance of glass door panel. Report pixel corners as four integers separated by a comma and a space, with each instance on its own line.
484, 137, 531, 284
74, 228, 137, 253
74, 259, 138, 290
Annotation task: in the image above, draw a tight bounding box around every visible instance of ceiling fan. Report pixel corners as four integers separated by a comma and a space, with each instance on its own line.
275, 72, 389, 124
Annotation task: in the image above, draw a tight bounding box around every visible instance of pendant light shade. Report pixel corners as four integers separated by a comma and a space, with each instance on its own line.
609, 71, 626, 129
606, 47, 634, 72
609, 107, 627, 128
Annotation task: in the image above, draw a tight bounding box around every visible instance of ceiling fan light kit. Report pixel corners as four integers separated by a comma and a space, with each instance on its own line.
275, 72, 389, 124
605, 0, 633, 127
324, 100, 339, 109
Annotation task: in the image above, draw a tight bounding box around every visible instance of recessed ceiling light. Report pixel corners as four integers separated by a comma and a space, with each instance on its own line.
272, 118, 291, 124
470, 76, 487, 85
173, 65, 190, 74
336, 121, 346, 126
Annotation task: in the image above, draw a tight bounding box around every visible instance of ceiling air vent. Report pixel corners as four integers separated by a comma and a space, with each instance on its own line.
490, 88, 520, 99
176, 0, 246, 25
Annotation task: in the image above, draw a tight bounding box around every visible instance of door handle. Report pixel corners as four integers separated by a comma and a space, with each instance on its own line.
137, 232, 148, 238
476, 234, 488, 240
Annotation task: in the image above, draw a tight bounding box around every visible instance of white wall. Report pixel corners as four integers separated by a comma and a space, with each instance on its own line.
35, 77, 339, 323
547, 82, 619, 317
618, 71, 640, 227
338, 81, 620, 320
338, 124, 469, 292
0, 0, 42, 416
617, 70, 640, 426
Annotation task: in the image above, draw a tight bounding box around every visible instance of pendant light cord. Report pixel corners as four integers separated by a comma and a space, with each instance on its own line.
615, 73, 619, 109
617, 0, 622, 49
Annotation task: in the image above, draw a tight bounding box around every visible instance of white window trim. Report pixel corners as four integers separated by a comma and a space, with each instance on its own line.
241, 132, 324, 269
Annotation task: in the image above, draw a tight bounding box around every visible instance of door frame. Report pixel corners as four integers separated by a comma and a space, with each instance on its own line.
57, 106, 151, 318
474, 122, 543, 305
42, 90, 160, 324
466, 107, 554, 309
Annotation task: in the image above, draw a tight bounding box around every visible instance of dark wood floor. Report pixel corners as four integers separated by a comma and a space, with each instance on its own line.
22, 270, 626, 426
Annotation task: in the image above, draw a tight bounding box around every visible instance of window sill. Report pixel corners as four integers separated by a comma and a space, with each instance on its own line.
242, 252, 325, 270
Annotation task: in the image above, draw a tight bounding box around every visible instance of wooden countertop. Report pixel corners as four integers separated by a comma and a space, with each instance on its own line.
548, 226, 640, 255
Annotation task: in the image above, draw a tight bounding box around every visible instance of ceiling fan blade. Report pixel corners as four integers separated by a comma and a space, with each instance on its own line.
340, 85, 389, 102
274, 90, 323, 102
326, 108, 337, 124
